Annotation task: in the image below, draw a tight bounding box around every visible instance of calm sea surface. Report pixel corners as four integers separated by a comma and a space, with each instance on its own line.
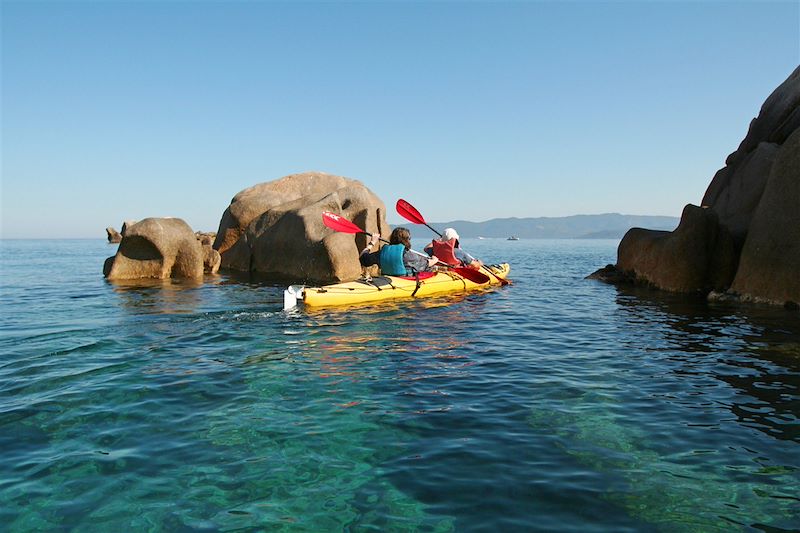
1, 239, 798, 532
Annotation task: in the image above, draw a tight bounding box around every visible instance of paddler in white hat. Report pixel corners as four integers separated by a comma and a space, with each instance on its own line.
424, 228, 482, 269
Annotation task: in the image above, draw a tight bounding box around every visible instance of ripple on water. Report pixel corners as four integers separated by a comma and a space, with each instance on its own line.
1, 239, 799, 531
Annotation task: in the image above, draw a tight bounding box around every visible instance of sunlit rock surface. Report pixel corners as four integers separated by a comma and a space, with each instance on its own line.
106, 227, 122, 243
103, 218, 204, 280
213, 171, 389, 283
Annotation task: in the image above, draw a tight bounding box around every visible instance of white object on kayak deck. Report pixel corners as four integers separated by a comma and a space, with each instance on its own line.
283, 285, 305, 310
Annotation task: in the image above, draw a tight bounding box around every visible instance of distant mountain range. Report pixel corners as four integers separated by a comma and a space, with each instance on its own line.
403, 213, 679, 240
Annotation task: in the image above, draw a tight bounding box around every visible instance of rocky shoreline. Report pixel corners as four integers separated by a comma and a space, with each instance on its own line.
103, 67, 798, 309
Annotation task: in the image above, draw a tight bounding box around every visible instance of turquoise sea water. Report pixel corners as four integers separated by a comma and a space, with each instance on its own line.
1, 238, 798, 532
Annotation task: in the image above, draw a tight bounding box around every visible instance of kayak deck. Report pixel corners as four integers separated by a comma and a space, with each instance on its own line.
299, 263, 510, 307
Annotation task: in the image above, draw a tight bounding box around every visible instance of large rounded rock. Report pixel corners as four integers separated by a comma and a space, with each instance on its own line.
214, 171, 389, 282
617, 204, 736, 293
103, 218, 204, 280
729, 128, 800, 306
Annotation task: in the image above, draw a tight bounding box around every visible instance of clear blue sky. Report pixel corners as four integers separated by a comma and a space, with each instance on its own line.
2, 1, 798, 238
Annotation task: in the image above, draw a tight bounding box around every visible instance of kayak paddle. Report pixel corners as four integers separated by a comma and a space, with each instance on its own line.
395, 199, 510, 286
321, 211, 490, 284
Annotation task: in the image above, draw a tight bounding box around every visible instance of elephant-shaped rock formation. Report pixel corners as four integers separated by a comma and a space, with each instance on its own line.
103, 218, 205, 280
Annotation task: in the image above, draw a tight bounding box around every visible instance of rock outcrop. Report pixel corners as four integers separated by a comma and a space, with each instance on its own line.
591, 66, 800, 307
617, 205, 736, 293
193, 232, 221, 274
103, 218, 205, 280
727, 128, 800, 305
106, 227, 122, 243
121, 220, 138, 236
213, 171, 388, 282
195, 232, 216, 246
201, 242, 221, 275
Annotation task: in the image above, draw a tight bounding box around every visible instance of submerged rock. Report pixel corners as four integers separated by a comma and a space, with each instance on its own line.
585, 264, 633, 284
213, 171, 389, 283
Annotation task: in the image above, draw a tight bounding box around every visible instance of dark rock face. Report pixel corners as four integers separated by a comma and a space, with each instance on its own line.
213, 171, 389, 283
103, 218, 204, 280
702, 66, 799, 249
597, 66, 799, 307
616, 205, 736, 293
724, 67, 800, 164
701, 142, 779, 244
729, 128, 800, 305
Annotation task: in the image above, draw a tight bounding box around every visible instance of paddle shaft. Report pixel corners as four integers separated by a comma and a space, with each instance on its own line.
424, 223, 443, 239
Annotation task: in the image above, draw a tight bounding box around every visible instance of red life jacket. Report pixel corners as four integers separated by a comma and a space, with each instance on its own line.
431, 239, 459, 266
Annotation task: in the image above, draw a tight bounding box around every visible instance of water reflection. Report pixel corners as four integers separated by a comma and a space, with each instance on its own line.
300, 289, 493, 317
611, 284, 800, 443
721, 343, 800, 443
107, 277, 206, 315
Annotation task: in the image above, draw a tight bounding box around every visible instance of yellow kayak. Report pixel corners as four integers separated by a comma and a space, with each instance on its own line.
284, 263, 510, 308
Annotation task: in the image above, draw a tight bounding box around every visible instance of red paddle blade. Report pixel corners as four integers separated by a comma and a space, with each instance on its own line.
396, 199, 426, 225
453, 267, 491, 284
321, 211, 364, 235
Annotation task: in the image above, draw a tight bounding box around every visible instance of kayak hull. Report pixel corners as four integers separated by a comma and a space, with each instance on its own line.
300, 263, 510, 307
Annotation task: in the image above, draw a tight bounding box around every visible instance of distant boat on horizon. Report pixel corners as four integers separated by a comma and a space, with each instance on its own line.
507, 236, 519, 241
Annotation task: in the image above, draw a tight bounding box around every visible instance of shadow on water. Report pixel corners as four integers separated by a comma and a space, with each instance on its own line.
522, 282, 800, 531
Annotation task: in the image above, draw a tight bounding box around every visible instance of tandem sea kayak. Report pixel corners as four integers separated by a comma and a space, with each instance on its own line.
283, 263, 510, 309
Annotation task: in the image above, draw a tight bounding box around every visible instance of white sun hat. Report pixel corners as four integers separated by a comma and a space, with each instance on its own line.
442, 228, 459, 241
